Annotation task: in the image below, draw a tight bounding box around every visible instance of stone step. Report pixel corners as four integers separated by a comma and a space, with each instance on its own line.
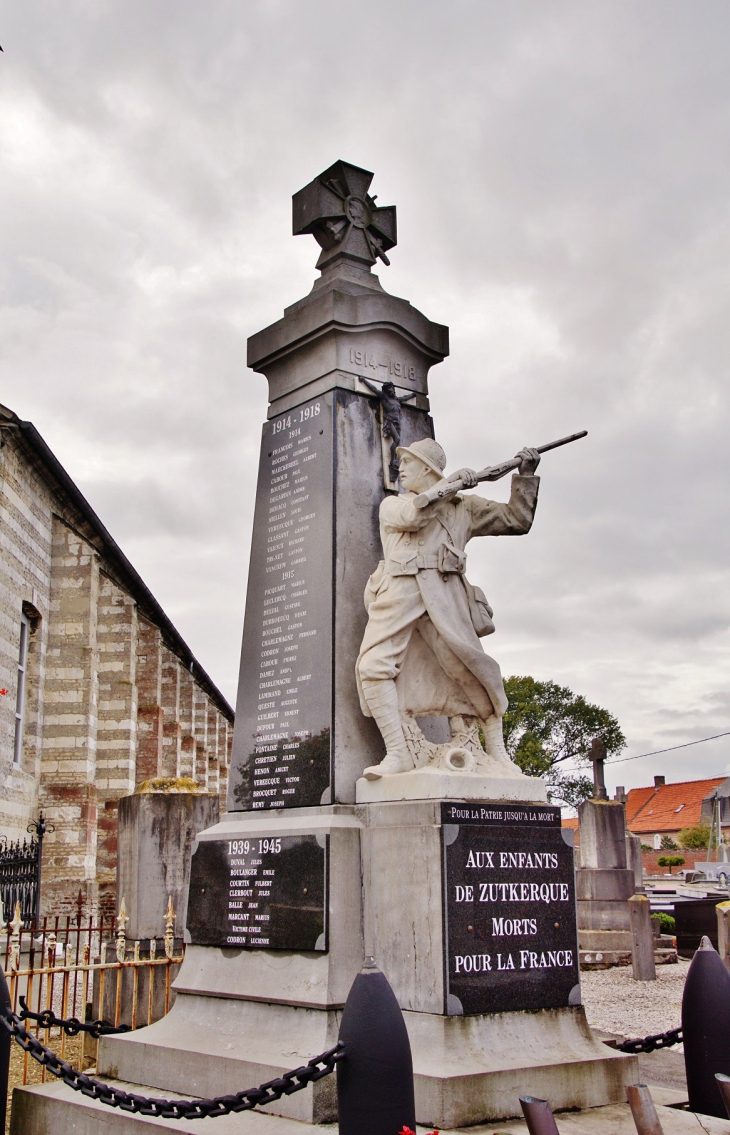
9, 1078, 332, 1135
11, 1080, 730, 1135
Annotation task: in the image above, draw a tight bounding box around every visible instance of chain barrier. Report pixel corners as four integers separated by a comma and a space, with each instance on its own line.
0, 1002, 345, 1120
618, 1026, 683, 1054
17, 995, 131, 1039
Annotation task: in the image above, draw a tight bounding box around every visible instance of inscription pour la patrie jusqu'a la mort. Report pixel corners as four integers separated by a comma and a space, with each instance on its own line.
231, 396, 334, 812
443, 805, 579, 1015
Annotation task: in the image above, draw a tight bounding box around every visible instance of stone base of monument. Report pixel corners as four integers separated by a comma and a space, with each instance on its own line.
89, 984, 633, 1129
85, 801, 635, 1130
13, 1081, 712, 1134
356, 766, 549, 803
10, 802, 638, 1132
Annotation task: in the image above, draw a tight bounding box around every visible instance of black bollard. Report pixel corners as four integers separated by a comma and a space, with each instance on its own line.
715, 1073, 730, 1119
337, 956, 416, 1135
519, 1095, 560, 1134
0, 963, 11, 1133
682, 935, 730, 1118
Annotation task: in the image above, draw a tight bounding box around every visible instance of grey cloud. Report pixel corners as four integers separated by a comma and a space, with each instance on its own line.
1, 0, 729, 782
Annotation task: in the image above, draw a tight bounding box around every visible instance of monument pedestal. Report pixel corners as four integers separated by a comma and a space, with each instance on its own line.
356, 766, 548, 804
92, 801, 635, 1129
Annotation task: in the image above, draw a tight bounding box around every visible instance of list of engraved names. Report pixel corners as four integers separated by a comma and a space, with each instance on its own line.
186, 835, 327, 951
229, 395, 333, 812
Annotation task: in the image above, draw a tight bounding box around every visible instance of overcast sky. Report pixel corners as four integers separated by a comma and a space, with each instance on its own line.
1, 1, 729, 793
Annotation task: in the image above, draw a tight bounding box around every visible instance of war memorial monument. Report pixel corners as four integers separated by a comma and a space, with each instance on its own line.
14, 161, 637, 1130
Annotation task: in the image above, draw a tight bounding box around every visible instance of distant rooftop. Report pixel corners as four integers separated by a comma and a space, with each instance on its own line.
626, 775, 729, 834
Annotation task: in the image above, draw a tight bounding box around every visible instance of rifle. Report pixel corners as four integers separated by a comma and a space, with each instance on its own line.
412, 430, 587, 509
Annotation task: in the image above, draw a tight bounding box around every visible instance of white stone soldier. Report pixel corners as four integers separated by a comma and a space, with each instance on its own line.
355, 437, 540, 779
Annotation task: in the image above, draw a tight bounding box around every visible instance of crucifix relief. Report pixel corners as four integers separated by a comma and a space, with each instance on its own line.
359, 378, 416, 488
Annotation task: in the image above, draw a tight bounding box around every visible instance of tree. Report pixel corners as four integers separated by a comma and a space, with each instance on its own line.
677, 824, 710, 850
657, 855, 685, 874
660, 835, 678, 851
503, 675, 626, 809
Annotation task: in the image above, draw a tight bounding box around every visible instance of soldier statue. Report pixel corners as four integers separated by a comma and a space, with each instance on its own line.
355, 437, 541, 779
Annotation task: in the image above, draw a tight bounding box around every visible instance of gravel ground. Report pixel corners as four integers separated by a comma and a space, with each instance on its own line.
580, 957, 689, 1042
5, 1033, 84, 1134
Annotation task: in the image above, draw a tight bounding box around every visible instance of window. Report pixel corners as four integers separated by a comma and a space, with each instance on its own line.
13, 613, 29, 766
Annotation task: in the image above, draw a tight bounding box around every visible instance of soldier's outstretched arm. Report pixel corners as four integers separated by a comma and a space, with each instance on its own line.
465, 469, 541, 537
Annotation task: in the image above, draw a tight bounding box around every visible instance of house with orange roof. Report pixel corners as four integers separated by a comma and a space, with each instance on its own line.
624, 774, 730, 849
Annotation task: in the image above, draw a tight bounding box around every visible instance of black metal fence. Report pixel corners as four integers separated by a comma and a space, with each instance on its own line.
0, 839, 39, 928
0, 814, 50, 928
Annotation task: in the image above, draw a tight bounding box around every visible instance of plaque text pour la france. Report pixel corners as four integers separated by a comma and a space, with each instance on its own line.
229, 394, 334, 812
442, 803, 580, 1015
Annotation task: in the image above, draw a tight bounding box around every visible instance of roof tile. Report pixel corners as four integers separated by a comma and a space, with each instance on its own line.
626, 777, 726, 834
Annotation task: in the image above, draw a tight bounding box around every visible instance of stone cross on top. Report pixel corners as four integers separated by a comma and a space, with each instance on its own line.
292, 159, 397, 271
589, 737, 609, 801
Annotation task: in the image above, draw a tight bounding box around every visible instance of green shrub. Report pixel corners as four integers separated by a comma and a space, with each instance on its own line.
677, 824, 710, 849
657, 912, 676, 933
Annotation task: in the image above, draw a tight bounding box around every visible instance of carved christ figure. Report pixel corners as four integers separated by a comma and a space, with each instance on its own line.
359, 378, 416, 482
355, 437, 541, 779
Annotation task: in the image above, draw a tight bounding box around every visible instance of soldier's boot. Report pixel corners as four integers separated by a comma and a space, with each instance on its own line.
361, 679, 414, 779
481, 714, 519, 771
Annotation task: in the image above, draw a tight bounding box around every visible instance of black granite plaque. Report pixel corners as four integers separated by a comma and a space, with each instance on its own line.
228, 393, 334, 811
441, 802, 579, 1016
187, 834, 327, 950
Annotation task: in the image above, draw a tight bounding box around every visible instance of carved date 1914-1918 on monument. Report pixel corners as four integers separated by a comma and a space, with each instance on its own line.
186, 832, 327, 951
442, 803, 579, 1015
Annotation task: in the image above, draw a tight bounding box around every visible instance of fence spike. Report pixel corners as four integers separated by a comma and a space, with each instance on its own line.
164, 896, 176, 960
116, 898, 129, 963
9, 903, 22, 971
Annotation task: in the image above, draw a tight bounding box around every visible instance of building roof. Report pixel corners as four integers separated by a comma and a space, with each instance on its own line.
625, 786, 655, 825
561, 816, 580, 842
626, 777, 728, 834
0, 403, 233, 720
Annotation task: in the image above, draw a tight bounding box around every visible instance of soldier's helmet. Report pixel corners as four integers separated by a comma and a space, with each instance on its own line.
396, 438, 446, 478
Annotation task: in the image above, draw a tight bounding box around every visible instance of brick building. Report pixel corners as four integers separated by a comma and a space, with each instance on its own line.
625, 774, 730, 850
0, 403, 233, 919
